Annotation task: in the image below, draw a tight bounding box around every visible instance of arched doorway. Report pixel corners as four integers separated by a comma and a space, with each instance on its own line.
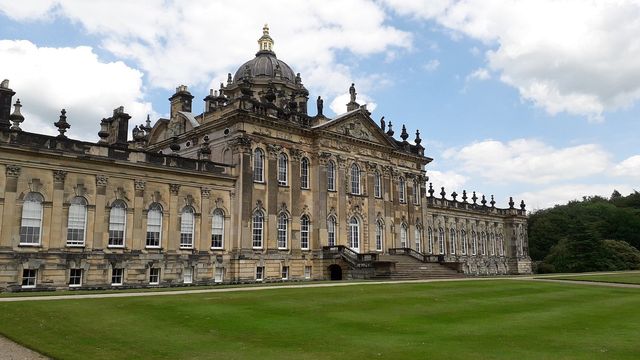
328, 264, 342, 281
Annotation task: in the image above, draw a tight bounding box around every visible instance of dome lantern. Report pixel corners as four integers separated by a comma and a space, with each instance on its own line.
258, 24, 274, 53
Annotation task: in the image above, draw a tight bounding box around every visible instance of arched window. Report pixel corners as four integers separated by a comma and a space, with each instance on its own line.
252, 210, 264, 248
449, 228, 457, 255
20, 192, 44, 245
146, 203, 163, 248
253, 148, 264, 182
350, 163, 360, 195
427, 227, 434, 254
472, 230, 478, 255
438, 227, 445, 254
300, 215, 310, 249
300, 157, 310, 189
374, 171, 382, 198
413, 180, 420, 205
481, 231, 487, 255
180, 206, 195, 248
461, 230, 467, 255
108, 200, 127, 247
400, 223, 408, 248
67, 196, 87, 246
277, 212, 288, 249
490, 232, 496, 255
375, 220, 384, 251
327, 216, 337, 246
414, 227, 422, 252
348, 216, 360, 251
399, 177, 406, 203
211, 209, 224, 249
327, 160, 336, 191
278, 153, 288, 186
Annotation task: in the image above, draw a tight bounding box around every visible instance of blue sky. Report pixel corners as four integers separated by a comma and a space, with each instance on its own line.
1, 0, 639, 209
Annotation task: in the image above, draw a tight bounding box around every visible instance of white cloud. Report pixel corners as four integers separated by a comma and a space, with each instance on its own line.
466, 68, 490, 82
0, 40, 151, 141
516, 183, 635, 210
329, 93, 377, 115
383, 0, 640, 121
426, 169, 468, 195
613, 155, 640, 178
443, 138, 611, 185
0, 0, 411, 99
423, 59, 440, 72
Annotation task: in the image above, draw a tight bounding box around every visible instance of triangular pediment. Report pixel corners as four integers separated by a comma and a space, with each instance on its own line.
314, 109, 398, 149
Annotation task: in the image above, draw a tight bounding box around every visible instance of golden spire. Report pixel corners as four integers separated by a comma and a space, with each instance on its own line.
258, 24, 274, 52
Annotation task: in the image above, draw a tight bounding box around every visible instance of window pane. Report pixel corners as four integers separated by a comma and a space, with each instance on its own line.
67, 200, 87, 246
278, 213, 288, 248
180, 208, 194, 248
327, 217, 336, 246
301, 216, 310, 249
327, 161, 335, 191
211, 210, 224, 248
253, 211, 263, 248
108, 202, 126, 246
20, 194, 43, 245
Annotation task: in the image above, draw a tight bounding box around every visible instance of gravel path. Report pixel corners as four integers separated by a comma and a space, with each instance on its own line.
0, 336, 48, 360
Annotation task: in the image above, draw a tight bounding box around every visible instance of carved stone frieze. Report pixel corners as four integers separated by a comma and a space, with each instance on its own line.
96, 174, 108, 187
53, 170, 67, 183
5, 165, 20, 178
169, 183, 181, 195
134, 179, 146, 191
229, 135, 252, 153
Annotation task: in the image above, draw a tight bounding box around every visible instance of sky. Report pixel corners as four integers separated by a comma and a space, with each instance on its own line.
0, 0, 639, 210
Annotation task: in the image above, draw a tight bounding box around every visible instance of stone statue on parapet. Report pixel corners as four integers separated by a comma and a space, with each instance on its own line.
317, 96, 323, 116
349, 83, 356, 102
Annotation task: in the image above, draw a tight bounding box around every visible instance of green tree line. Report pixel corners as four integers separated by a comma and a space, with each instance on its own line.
528, 190, 640, 273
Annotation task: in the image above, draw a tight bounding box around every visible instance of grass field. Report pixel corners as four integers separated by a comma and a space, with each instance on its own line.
0, 280, 639, 360
548, 271, 640, 285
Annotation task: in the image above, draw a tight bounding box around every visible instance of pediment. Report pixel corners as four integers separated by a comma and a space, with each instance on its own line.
315, 110, 397, 149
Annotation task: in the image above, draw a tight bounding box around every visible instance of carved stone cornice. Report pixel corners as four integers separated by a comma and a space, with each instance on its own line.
317, 151, 332, 165
5, 165, 20, 178
169, 183, 181, 196
290, 148, 304, 161
366, 161, 378, 172
53, 170, 67, 183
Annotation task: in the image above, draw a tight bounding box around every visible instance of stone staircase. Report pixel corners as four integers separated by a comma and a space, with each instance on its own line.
373, 254, 464, 280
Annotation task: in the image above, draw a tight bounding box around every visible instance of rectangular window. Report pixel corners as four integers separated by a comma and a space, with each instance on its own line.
214, 267, 224, 283
108, 208, 126, 247
327, 162, 336, 191
304, 266, 312, 279
20, 200, 42, 245
374, 173, 382, 198
281, 266, 289, 280
211, 212, 224, 249
111, 268, 123, 286
180, 213, 194, 249
21, 269, 37, 288
69, 269, 82, 287
149, 268, 160, 285
183, 267, 193, 284
413, 182, 420, 205
146, 210, 162, 248
256, 266, 265, 281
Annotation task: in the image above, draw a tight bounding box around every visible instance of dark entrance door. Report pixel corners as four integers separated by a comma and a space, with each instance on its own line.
328, 265, 342, 280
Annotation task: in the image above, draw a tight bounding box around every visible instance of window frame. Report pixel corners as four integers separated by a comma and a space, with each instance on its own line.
327, 160, 336, 191
413, 179, 420, 205
179, 206, 195, 249
375, 220, 384, 252
211, 209, 224, 249
348, 216, 360, 251
256, 266, 265, 281
461, 230, 468, 255
108, 200, 127, 248
450, 228, 457, 255
253, 147, 265, 183
281, 265, 289, 280
183, 267, 194, 284
69, 268, 82, 287
327, 216, 337, 247
300, 157, 310, 189
21, 269, 37, 288
214, 267, 224, 283
399, 177, 406, 203
146, 203, 163, 248
438, 227, 445, 255
111, 268, 124, 286
350, 163, 361, 195
427, 227, 434, 254
20, 192, 44, 246
304, 266, 312, 279
149, 268, 160, 285
300, 215, 310, 250
400, 223, 408, 248
278, 153, 288, 186
66, 196, 88, 247
414, 226, 422, 252
277, 212, 288, 249
374, 171, 382, 198
252, 210, 264, 249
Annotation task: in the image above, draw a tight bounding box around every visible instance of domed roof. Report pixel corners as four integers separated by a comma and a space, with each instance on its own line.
232, 50, 296, 84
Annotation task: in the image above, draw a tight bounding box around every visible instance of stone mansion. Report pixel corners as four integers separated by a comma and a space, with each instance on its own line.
0, 26, 531, 291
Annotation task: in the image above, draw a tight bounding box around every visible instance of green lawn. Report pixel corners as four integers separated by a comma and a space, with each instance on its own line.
548, 271, 640, 285
0, 280, 638, 359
